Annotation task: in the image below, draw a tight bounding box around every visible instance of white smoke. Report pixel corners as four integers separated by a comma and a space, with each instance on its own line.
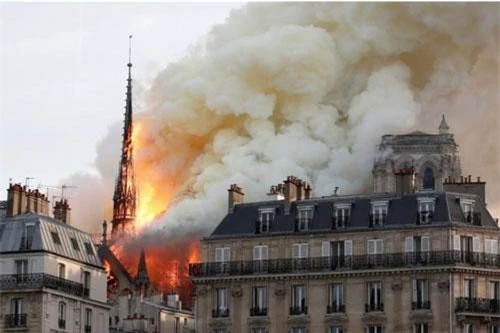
67, 3, 499, 234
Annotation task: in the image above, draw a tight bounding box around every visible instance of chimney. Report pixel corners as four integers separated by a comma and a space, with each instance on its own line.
284, 176, 299, 214
53, 199, 71, 224
228, 184, 244, 213
6, 183, 49, 217
304, 182, 312, 199
267, 184, 285, 200
443, 175, 486, 204
395, 166, 415, 195
166, 293, 179, 308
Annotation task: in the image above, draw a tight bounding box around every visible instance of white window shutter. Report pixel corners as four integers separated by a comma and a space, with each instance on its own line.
376, 239, 384, 254
472, 237, 480, 252
405, 236, 414, 253
322, 241, 330, 257
302, 243, 309, 258
421, 236, 430, 252
262, 246, 268, 259
453, 234, 461, 251
292, 244, 299, 258
344, 240, 353, 256
494, 240, 499, 254
412, 279, 417, 302
253, 246, 260, 260
215, 248, 222, 262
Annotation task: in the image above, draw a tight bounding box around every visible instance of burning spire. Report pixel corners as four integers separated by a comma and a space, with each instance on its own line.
112, 35, 137, 237
135, 248, 150, 291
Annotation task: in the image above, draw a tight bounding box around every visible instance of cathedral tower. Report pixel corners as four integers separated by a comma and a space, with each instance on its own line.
112, 36, 137, 236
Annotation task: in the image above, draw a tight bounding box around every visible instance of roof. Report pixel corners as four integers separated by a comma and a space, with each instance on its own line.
0, 212, 102, 268
208, 191, 498, 239
97, 243, 134, 284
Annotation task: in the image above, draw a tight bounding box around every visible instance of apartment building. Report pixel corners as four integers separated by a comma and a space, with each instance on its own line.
0, 183, 109, 333
190, 119, 499, 333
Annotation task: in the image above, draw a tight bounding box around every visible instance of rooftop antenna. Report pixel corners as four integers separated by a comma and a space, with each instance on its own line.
25, 177, 35, 189
60, 184, 78, 200
37, 184, 60, 197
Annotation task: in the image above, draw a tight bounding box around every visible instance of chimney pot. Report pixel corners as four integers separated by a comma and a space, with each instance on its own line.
228, 184, 244, 213
477, 176, 481, 182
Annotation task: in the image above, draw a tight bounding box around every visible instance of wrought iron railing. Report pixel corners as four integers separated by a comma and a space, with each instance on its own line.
412, 301, 431, 310
326, 303, 345, 314
189, 251, 499, 278
84, 325, 92, 333
58, 319, 66, 329
250, 307, 268, 316
5, 314, 27, 328
417, 211, 433, 225
455, 297, 500, 314
0, 273, 86, 297
365, 303, 384, 312
289, 306, 308, 315
212, 308, 229, 318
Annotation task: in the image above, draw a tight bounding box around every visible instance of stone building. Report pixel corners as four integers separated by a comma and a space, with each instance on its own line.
190, 119, 500, 333
0, 183, 109, 333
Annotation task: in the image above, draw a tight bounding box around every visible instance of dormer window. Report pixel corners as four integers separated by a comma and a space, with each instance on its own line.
460, 199, 478, 224
333, 203, 351, 229
418, 197, 436, 224
297, 206, 313, 231
370, 201, 388, 227
257, 208, 274, 234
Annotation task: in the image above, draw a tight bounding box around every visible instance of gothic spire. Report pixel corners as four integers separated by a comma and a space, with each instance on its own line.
439, 114, 450, 134
135, 248, 150, 290
111, 35, 137, 236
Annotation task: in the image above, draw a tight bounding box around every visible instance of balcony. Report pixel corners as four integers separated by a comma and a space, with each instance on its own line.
0, 273, 86, 298
5, 314, 27, 328
58, 319, 66, 329
212, 308, 230, 318
412, 301, 431, 310
365, 303, 384, 312
455, 297, 500, 315
189, 251, 500, 278
289, 306, 308, 315
327, 303, 345, 314
250, 307, 268, 316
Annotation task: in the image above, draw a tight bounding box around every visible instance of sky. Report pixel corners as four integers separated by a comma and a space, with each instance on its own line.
0, 2, 244, 200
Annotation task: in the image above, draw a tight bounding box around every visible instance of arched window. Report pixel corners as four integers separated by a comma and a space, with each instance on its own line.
422, 167, 435, 190
58, 302, 66, 329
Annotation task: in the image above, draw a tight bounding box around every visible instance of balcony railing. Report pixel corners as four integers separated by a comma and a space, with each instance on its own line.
212, 308, 229, 318
250, 307, 268, 316
5, 314, 27, 328
189, 251, 499, 278
417, 211, 433, 225
412, 301, 431, 310
289, 306, 308, 315
369, 213, 386, 227
326, 303, 345, 314
455, 297, 500, 314
365, 303, 384, 312
58, 319, 66, 329
0, 273, 86, 297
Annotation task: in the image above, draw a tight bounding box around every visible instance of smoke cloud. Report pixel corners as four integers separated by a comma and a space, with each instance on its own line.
67, 3, 499, 237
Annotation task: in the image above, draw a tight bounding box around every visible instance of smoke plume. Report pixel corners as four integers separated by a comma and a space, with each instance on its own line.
67, 3, 499, 237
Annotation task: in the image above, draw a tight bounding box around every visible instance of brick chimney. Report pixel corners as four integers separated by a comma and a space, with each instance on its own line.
443, 175, 486, 204
7, 183, 50, 217
284, 176, 299, 214
53, 199, 71, 224
228, 184, 244, 213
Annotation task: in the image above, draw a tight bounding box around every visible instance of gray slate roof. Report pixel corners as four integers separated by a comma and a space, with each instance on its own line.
209, 191, 498, 238
0, 212, 102, 268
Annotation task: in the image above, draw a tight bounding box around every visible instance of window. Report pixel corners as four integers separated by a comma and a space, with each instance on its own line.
330, 327, 344, 333
405, 236, 430, 263
412, 279, 430, 309
490, 325, 500, 333
252, 329, 266, 333
414, 323, 428, 333
328, 283, 344, 313
85, 309, 92, 333
333, 204, 350, 228
258, 209, 274, 233
422, 167, 435, 190
70, 238, 80, 251
10, 298, 24, 327
51, 231, 61, 245
20, 224, 35, 250
418, 198, 435, 224
367, 239, 384, 265
297, 207, 313, 231
175, 317, 180, 333
58, 263, 66, 279
460, 199, 476, 223
464, 279, 475, 298
291, 285, 306, 315
213, 330, 227, 333
367, 326, 383, 333
322, 240, 352, 268
464, 324, 476, 333
290, 328, 305, 333
215, 247, 230, 274
489, 281, 499, 300
292, 243, 308, 271
15, 260, 28, 276
251, 286, 267, 316
58, 302, 66, 329
83, 271, 91, 296
84, 242, 95, 256
486, 239, 499, 254
370, 202, 388, 226
213, 288, 228, 317
253, 245, 268, 272
367, 281, 383, 312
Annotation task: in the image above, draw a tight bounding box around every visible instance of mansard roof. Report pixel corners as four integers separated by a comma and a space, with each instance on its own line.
0, 212, 102, 268
208, 191, 498, 239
